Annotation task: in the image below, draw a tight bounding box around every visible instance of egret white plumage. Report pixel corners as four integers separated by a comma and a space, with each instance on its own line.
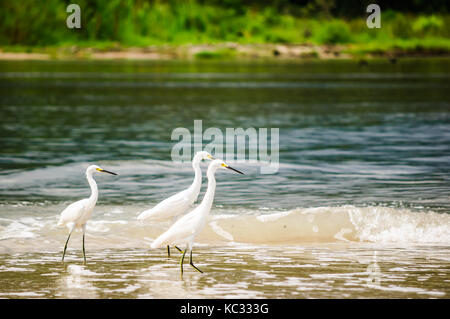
151, 159, 243, 276
57, 164, 117, 264
137, 151, 214, 256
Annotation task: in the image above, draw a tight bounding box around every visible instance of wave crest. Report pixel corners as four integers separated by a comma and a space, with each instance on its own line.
201, 206, 450, 244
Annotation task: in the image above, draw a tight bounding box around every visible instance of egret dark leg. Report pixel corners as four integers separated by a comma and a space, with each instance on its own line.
81, 225, 87, 265
189, 249, 203, 273
179, 249, 187, 277
168, 246, 182, 257
82, 232, 87, 265
62, 229, 74, 263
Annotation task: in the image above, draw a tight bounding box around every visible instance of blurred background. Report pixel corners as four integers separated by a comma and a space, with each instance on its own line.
0, 0, 449, 58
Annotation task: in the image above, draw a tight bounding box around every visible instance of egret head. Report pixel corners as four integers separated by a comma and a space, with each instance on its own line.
86, 164, 118, 176
194, 151, 215, 162
209, 159, 244, 175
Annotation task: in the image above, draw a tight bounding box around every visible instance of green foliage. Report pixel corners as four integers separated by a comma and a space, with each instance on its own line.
412, 15, 444, 36
194, 48, 236, 59
314, 20, 353, 44
390, 14, 414, 39
0, 0, 449, 55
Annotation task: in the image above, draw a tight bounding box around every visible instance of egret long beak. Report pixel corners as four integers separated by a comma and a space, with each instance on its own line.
223, 164, 244, 174
98, 169, 118, 175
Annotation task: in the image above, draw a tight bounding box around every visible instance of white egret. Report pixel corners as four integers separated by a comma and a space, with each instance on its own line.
137, 151, 214, 256
57, 164, 117, 264
151, 159, 244, 276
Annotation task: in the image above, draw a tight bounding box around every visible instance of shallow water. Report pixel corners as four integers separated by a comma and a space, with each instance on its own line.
0, 243, 448, 299
0, 59, 449, 298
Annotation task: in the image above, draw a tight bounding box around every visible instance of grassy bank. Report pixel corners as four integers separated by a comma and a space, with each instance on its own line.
1, 0, 450, 60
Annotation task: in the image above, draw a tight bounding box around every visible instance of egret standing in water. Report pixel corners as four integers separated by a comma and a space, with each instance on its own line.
137, 151, 214, 256
58, 165, 117, 264
151, 159, 243, 276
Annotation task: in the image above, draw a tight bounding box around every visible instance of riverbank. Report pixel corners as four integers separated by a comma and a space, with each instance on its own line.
1, 42, 449, 61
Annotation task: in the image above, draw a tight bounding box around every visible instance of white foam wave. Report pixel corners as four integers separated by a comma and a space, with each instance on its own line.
200, 206, 450, 245
0, 205, 448, 252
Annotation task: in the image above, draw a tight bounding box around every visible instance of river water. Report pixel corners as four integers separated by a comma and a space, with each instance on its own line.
0, 58, 449, 298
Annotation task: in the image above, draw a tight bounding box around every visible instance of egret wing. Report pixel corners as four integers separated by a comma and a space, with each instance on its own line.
150, 207, 203, 248
57, 198, 88, 227
137, 189, 193, 221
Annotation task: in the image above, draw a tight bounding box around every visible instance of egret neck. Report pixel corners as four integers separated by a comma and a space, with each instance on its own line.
86, 169, 99, 204
187, 153, 204, 201
199, 164, 217, 216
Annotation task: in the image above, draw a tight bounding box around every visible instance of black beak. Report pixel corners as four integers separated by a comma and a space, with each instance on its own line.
226, 166, 244, 175
101, 169, 118, 176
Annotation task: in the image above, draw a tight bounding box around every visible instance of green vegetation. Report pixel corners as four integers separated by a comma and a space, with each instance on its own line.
1, 0, 449, 58
194, 48, 237, 59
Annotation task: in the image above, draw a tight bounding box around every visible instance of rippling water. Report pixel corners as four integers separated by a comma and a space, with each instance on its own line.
0, 59, 449, 298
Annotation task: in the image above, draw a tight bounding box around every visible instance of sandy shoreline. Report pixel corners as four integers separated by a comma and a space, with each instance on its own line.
1, 43, 449, 61
0, 244, 448, 298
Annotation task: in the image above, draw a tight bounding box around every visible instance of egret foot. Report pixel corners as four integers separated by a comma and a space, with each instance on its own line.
189, 250, 203, 273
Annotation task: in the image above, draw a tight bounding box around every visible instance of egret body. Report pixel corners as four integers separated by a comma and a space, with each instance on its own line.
151, 159, 243, 275
137, 151, 214, 256
57, 164, 117, 264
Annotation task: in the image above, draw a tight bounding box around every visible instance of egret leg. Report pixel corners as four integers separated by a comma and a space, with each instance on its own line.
179, 249, 187, 277
82, 231, 87, 265
189, 250, 203, 273
62, 229, 74, 263
168, 246, 182, 257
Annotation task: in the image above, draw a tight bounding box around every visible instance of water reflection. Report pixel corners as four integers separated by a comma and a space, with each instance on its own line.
366, 251, 381, 289
0, 243, 448, 298
58, 265, 100, 298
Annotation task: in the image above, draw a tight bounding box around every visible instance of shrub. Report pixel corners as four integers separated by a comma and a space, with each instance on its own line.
412, 15, 444, 36
315, 20, 352, 44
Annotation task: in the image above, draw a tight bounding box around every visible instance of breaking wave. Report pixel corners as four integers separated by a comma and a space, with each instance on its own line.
0, 205, 449, 253
202, 206, 450, 244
